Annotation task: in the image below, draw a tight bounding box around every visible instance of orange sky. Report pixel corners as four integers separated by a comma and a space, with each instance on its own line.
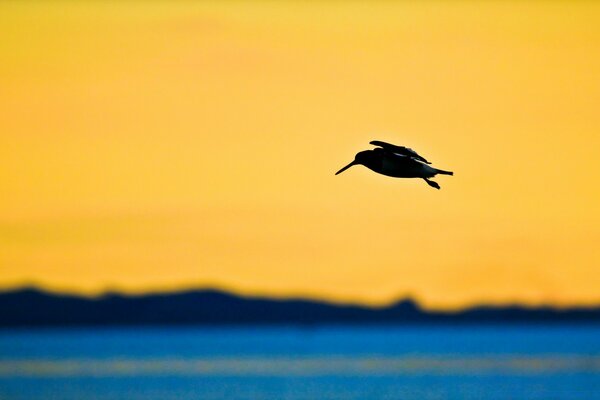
1, 1, 599, 309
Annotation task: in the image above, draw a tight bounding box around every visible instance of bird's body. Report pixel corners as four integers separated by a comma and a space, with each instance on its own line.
335, 141, 453, 189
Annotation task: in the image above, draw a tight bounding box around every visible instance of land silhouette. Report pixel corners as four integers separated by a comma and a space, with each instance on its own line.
1, 287, 599, 327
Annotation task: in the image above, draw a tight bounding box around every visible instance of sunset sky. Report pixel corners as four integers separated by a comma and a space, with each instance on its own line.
1, 1, 599, 310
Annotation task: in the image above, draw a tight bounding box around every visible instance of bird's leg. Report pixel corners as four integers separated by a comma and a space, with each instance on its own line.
423, 178, 440, 190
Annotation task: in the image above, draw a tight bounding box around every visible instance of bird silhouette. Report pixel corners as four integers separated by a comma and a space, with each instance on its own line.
335, 140, 453, 189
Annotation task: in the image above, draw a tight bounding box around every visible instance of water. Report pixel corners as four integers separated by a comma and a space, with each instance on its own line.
0, 325, 598, 400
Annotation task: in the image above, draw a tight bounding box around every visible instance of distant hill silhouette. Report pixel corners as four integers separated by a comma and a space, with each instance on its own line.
1, 288, 599, 327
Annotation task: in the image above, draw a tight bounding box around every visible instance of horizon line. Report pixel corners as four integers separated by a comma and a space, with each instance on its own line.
3, 284, 600, 313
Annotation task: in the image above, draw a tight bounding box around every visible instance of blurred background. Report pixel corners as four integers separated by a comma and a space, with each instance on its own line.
1, 1, 599, 399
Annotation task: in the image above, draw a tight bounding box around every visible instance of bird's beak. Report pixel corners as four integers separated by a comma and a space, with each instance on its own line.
335, 160, 357, 175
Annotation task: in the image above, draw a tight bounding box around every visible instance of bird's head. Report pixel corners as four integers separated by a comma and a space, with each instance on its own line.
335, 150, 379, 175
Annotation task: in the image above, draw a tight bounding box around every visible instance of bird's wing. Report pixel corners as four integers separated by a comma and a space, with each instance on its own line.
369, 140, 431, 164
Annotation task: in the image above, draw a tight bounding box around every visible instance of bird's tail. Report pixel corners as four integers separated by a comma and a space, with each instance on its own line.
435, 169, 453, 176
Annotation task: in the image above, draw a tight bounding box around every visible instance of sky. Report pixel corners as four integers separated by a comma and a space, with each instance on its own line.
1, 1, 599, 310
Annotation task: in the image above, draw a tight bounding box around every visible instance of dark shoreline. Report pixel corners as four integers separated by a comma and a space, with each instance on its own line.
2, 287, 599, 328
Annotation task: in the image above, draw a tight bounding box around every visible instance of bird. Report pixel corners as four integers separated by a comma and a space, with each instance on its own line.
335, 140, 453, 189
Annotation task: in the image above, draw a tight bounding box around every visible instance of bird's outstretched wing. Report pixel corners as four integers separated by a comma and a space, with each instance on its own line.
369, 140, 431, 164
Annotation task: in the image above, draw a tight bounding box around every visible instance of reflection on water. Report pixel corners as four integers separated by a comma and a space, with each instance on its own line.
2, 355, 600, 377
0, 326, 599, 400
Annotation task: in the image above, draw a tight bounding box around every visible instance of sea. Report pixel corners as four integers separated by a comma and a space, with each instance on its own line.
0, 325, 598, 400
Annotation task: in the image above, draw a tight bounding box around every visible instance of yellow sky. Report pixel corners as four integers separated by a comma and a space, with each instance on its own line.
1, 1, 599, 309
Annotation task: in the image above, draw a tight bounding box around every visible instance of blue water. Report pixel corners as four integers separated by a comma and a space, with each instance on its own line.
0, 325, 599, 400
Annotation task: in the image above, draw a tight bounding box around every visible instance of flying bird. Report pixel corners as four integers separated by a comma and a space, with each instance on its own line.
335, 140, 453, 189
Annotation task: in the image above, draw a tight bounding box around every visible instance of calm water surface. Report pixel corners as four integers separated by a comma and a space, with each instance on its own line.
0, 325, 598, 400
